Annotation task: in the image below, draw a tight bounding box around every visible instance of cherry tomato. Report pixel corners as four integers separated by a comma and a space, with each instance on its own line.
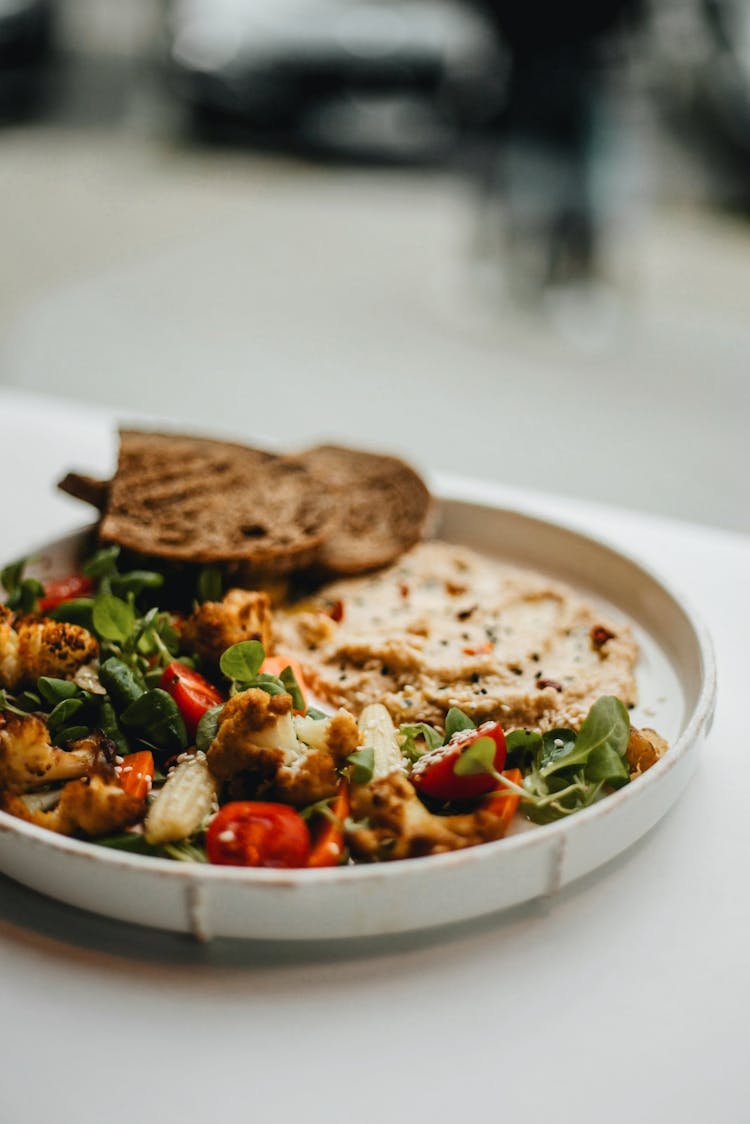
159, 661, 224, 739
206, 802, 311, 868
38, 574, 95, 613
411, 722, 507, 803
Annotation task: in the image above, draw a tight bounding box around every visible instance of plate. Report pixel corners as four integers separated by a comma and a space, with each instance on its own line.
0, 492, 716, 941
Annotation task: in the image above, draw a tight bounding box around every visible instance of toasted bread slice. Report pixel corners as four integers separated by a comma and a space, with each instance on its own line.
97, 430, 334, 568
296, 444, 432, 575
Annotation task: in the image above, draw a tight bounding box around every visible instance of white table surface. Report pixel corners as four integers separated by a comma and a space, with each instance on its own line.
0, 388, 747, 1124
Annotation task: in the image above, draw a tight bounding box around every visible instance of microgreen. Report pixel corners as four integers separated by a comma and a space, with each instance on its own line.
37, 677, 80, 707
1, 558, 43, 613
0, 690, 33, 718
452, 736, 498, 777
98, 657, 145, 711
347, 746, 375, 785
49, 597, 95, 628
219, 640, 265, 686
504, 728, 543, 769
399, 721, 442, 763
196, 566, 223, 603
92, 594, 136, 644
306, 707, 329, 721
120, 688, 188, 753
444, 707, 476, 742
540, 697, 629, 778
195, 704, 223, 753
279, 665, 305, 712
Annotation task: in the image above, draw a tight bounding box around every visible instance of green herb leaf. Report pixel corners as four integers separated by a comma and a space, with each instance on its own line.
96, 832, 159, 855
98, 698, 130, 755
120, 688, 188, 752
195, 704, 223, 753
1, 559, 26, 595
399, 721, 442, 763
37, 677, 80, 707
585, 744, 630, 788
196, 566, 223, 603
47, 697, 85, 735
347, 746, 375, 785
505, 728, 543, 768
444, 707, 476, 743
92, 594, 136, 644
279, 665, 305, 712
83, 545, 120, 579
111, 570, 165, 599
99, 657, 145, 711
306, 707, 329, 721
2, 558, 44, 613
219, 640, 265, 684
162, 840, 208, 863
539, 728, 578, 772
0, 689, 33, 718
452, 735, 498, 777
541, 697, 630, 778
55, 724, 91, 744
16, 690, 42, 712
49, 597, 95, 629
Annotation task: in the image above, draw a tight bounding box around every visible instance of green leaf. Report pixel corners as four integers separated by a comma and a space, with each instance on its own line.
444, 707, 476, 742
505, 728, 543, 768
0, 689, 33, 718
399, 721, 442, 763
195, 704, 223, 753
452, 736, 498, 777
279, 665, 305, 712
541, 697, 630, 778
196, 566, 223, 603
539, 728, 578, 772
585, 744, 630, 788
306, 707, 329, 721
37, 677, 80, 707
49, 597, 95, 629
96, 832, 160, 855
47, 697, 84, 735
99, 657, 145, 711
93, 594, 136, 644
16, 690, 42, 712
120, 688, 188, 752
98, 698, 130, 755
347, 746, 375, 785
1, 558, 26, 595
219, 640, 265, 684
83, 545, 120, 579
162, 840, 208, 863
2, 559, 44, 613
55, 725, 91, 744
111, 570, 165, 599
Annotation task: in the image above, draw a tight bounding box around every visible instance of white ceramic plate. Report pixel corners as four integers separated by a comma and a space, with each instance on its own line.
0, 492, 716, 941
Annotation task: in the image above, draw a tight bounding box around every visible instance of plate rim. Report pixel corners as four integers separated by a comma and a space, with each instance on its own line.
0, 489, 717, 898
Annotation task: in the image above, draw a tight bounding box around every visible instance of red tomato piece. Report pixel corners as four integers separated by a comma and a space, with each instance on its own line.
206, 802, 311, 868
159, 661, 224, 739
411, 722, 507, 803
38, 574, 95, 613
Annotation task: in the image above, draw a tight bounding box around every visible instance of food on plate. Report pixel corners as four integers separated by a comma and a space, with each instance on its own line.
274, 541, 638, 732
0, 433, 668, 869
60, 429, 433, 577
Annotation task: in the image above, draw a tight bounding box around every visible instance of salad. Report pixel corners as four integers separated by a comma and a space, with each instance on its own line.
0, 546, 667, 868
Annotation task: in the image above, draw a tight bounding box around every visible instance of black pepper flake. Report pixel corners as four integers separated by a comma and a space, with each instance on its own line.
530, 653, 540, 662
471, 673, 480, 684
535, 671, 543, 679
381, 666, 391, 676
509, 666, 523, 676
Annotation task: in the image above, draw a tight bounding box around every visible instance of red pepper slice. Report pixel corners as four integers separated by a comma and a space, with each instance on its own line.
206, 802, 311, 868
307, 780, 350, 868
159, 661, 224, 739
411, 721, 507, 803
118, 751, 155, 801
483, 768, 523, 836
38, 574, 95, 614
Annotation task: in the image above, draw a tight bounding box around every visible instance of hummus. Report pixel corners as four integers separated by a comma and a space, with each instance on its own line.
274, 541, 638, 731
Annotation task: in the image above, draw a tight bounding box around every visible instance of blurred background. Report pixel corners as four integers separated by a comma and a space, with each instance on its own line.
0, 0, 748, 532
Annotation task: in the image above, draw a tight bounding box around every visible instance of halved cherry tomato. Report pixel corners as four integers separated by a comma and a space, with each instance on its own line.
118, 750, 155, 801
38, 574, 95, 614
483, 768, 523, 836
260, 655, 308, 714
206, 802, 311, 868
411, 721, 507, 803
159, 661, 224, 739
307, 780, 349, 868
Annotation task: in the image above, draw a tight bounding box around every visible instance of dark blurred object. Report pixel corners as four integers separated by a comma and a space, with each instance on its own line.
476, 0, 644, 295
165, 0, 502, 159
0, 0, 54, 118
697, 0, 750, 156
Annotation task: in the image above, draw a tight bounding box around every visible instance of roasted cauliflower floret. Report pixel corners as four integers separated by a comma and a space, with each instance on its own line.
0, 605, 98, 691
206, 688, 360, 806
347, 772, 514, 861
7, 775, 144, 837
0, 713, 102, 794
180, 589, 273, 669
